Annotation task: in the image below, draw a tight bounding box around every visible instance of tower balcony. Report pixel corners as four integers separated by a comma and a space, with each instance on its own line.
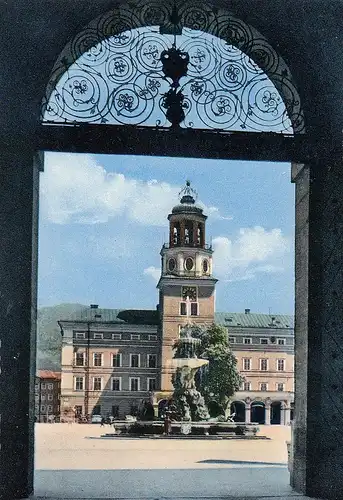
162, 242, 212, 251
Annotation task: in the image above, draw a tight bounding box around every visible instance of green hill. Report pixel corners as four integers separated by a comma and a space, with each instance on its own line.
37, 303, 86, 370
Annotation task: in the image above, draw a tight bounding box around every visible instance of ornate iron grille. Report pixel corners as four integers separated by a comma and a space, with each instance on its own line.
42, 0, 304, 134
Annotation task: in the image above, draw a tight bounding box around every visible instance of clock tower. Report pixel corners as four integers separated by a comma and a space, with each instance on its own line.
157, 181, 218, 392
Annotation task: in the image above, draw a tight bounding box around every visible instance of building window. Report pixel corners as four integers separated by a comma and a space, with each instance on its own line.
94, 333, 103, 339
180, 302, 187, 316
131, 334, 140, 340
130, 377, 140, 391
148, 378, 156, 391
112, 333, 122, 340
75, 352, 85, 366
260, 382, 268, 391
48, 405, 53, 412
260, 338, 268, 345
112, 377, 121, 391
35, 384, 39, 391
75, 377, 84, 391
112, 353, 122, 367
243, 381, 251, 391
149, 335, 157, 341
35, 394, 39, 401
93, 377, 102, 391
191, 302, 198, 316
277, 338, 286, 345
229, 336, 235, 344
260, 358, 268, 371
48, 383, 53, 390
41, 405, 46, 412
41, 395, 46, 401
48, 394, 53, 401
147, 354, 157, 368
277, 383, 285, 391
93, 353, 102, 367
75, 332, 85, 339
243, 358, 251, 371
41, 383, 46, 390
277, 359, 285, 371
130, 354, 140, 368
243, 338, 252, 345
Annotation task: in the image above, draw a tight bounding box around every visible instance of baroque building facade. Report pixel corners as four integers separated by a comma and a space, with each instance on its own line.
59, 182, 294, 423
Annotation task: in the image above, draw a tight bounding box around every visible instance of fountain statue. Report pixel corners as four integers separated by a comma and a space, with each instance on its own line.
170, 299, 210, 421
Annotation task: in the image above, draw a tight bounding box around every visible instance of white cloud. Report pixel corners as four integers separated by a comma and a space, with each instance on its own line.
41, 153, 228, 226
143, 266, 160, 282
204, 205, 233, 221
212, 226, 290, 281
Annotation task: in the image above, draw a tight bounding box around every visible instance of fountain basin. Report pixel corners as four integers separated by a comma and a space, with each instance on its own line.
102, 420, 259, 437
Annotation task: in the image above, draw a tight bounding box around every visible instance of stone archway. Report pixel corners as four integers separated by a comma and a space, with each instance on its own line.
157, 398, 169, 418
251, 401, 265, 424
271, 401, 282, 425
230, 401, 245, 422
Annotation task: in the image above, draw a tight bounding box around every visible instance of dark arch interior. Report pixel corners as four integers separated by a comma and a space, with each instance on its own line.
271, 401, 282, 425
230, 401, 245, 422
251, 402, 265, 424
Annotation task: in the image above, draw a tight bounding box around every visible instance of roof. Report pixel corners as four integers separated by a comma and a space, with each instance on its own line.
215, 312, 293, 329
67, 308, 125, 323
62, 308, 159, 325
60, 307, 293, 329
37, 370, 61, 380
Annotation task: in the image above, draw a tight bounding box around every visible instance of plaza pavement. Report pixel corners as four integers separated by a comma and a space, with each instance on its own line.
33, 424, 320, 500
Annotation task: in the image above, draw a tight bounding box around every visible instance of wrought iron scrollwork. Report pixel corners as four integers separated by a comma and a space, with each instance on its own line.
42, 0, 304, 134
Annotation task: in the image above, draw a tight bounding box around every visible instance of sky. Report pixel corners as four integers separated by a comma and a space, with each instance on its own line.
38, 153, 294, 315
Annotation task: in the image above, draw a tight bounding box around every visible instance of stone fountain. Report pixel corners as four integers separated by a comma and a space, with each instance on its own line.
170, 306, 210, 421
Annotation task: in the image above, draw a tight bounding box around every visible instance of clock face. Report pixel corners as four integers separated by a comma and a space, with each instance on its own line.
182, 286, 197, 301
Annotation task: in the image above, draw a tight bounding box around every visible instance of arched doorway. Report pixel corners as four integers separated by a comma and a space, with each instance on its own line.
157, 399, 169, 418
251, 401, 265, 424
271, 401, 282, 425
230, 401, 245, 422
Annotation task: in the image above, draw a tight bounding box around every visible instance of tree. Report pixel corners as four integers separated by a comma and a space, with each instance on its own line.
194, 323, 244, 416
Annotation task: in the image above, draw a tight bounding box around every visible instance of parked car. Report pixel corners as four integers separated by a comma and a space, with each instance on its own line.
91, 414, 102, 424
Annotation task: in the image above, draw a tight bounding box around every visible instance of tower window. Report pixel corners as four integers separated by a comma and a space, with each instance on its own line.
167, 258, 176, 272
180, 302, 187, 316
190, 303, 198, 316
185, 257, 194, 271
202, 259, 209, 273
184, 222, 193, 245
172, 224, 180, 245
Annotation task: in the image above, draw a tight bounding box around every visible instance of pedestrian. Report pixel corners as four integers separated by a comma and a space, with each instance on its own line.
164, 413, 172, 435
100, 417, 105, 427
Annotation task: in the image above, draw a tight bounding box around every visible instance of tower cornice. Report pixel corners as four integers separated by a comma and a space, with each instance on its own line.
157, 276, 218, 289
